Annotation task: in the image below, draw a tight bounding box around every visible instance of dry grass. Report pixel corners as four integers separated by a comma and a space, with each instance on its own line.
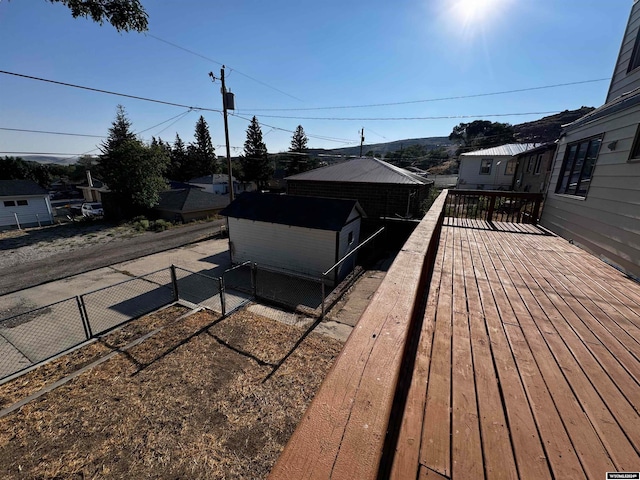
0, 307, 343, 479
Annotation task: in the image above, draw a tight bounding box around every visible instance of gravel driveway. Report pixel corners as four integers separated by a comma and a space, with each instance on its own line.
0, 220, 226, 296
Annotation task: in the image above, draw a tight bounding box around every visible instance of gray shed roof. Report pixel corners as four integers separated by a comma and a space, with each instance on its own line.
285, 157, 431, 185
0, 179, 48, 197
220, 192, 364, 231
460, 144, 541, 157
156, 189, 229, 212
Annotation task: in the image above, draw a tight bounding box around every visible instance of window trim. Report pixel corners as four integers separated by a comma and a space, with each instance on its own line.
555, 135, 603, 198
628, 124, 640, 162
504, 159, 516, 175
533, 154, 543, 175
628, 28, 640, 73
479, 158, 493, 175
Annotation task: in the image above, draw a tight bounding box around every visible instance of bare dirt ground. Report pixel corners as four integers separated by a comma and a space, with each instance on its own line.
0, 305, 343, 479
0, 219, 225, 296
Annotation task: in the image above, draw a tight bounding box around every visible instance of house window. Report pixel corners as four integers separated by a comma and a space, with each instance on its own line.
348, 231, 354, 245
526, 155, 534, 173
479, 159, 493, 175
533, 154, 543, 175
17, 200, 28, 206
3, 201, 15, 207
504, 159, 516, 175
555, 136, 602, 197
629, 124, 640, 162
628, 29, 640, 73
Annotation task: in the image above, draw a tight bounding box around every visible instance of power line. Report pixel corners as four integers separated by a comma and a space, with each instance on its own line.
0, 70, 221, 113
229, 112, 357, 144
252, 111, 561, 121
147, 34, 304, 102
242, 78, 610, 112
0, 127, 106, 138
136, 109, 194, 135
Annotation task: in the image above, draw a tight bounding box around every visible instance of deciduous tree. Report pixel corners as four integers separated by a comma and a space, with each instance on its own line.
47, 0, 148, 32
449, 120, 515, 154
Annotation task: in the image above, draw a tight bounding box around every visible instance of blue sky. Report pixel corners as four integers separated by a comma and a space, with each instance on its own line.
0, 0, 634, 160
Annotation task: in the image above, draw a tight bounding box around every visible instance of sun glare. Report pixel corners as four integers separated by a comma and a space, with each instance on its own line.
451, 0, 507, 30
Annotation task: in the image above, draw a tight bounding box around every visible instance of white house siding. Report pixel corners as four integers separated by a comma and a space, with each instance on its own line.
457, 155, 515, 189
540, 103, 640, 279
0, 195, 53, 229
607, 2, 640, 103
336, 216, 362, 282
228, 217, 337, 279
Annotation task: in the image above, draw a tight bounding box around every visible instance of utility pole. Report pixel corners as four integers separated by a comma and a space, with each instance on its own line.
210, 67, 234, 202
359, 128, 365, 157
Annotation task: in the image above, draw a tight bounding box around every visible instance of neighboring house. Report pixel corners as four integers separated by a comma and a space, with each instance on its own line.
0, 179, 54, 229
188, 174, 255, 195
540, 1, 640, 280
286, 157, 432, 219
511, 143, 557, 193
220, 192, 365, 286
457, 143, 540, 190
78, 171, 109, 202
154, 188, 229, 223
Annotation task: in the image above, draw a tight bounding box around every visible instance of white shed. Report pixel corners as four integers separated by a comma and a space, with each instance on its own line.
458, 144, 540, 190
220, 192, 365, 286
0, 180, 54, 230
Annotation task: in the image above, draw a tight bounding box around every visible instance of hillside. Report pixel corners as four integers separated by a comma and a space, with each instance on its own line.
514, 107, 595, 143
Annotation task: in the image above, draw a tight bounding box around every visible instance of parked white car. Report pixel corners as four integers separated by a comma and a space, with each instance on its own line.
81, 202, 104, 217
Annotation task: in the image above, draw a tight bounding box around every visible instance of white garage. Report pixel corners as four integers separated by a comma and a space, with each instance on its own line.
220, 192, 365, 286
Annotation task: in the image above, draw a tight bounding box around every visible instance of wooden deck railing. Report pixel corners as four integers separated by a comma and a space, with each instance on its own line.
268, 190, 449, 480
445, 189, 543, 224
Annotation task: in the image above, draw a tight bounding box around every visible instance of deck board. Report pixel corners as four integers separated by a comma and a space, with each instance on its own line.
392, 219, 640, 480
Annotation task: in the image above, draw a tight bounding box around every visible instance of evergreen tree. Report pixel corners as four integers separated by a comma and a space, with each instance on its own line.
287, 125, 313, 176
240, 116, 272, 189
185, 116, 218, 180
290, 125, 308, 152
99, 106, 168, 214
168, 133, 188, 181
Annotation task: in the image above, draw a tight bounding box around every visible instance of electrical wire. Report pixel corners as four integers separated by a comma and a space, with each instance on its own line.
0, 70, 221, 113
147, 34, 304, 102
251, 111, 561, 121
0, 127, 106, 138
241, 78, 610, 111
229, 112, 357, 144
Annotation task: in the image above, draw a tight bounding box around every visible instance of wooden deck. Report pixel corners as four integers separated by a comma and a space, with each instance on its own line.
392, 217, 640, 479
269, 190, 640, 480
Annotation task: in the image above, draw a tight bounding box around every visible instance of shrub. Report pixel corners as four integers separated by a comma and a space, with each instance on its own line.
150, 219, 171, 232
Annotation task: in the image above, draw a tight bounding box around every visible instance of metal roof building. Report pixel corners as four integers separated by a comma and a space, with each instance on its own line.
460, 143, 541, 157
286, 157, 433, 219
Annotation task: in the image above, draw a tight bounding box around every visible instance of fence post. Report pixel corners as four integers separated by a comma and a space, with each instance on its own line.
36, 213, 42, 228
321, 281, 326, 320
14, 213, 21, 230
77, 295, 93, 339
170, 265, 179, 302
219, 277, 226, 316
251, 263, 257, 298
486, 194, 496, 223
531, 195, 542, 225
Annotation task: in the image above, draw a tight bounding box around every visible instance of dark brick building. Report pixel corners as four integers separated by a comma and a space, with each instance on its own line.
286, 157, 433, 219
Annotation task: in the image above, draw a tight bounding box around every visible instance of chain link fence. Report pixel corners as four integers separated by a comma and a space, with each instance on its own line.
80, 269, 175, 336
0, 212, 55, 230
0, 252, 364, 383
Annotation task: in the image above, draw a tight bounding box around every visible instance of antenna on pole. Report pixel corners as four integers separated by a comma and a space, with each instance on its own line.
359, 128, 365, 157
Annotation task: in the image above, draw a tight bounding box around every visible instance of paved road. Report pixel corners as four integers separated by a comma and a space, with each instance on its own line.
0, 220, 226, 296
